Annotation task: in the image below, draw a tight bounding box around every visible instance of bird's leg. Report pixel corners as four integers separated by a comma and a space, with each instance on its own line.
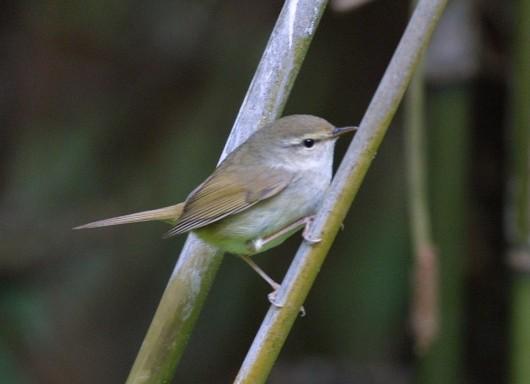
238, 255, 305, 316
239, 255, 280, 292
250, 215, 321, 253
239, 255, 283, 309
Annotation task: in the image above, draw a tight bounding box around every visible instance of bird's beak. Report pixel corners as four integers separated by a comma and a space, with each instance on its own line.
332, 125, 357, 137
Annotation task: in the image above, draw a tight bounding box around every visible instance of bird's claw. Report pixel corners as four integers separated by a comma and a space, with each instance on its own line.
268, 290, 282, 308
303, 234, 322, 244
302, 216, 321, 245
268, 290, 306, 317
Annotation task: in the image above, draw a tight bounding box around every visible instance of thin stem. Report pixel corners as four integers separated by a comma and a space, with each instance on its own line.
417, 87, 470, 384
234, 0, 448, 382
405, 43, 439, 354
125, 1, 328, 383
414, 2, 474, 381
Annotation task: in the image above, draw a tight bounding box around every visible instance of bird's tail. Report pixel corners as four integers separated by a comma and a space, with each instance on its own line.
73, 203, 184, 230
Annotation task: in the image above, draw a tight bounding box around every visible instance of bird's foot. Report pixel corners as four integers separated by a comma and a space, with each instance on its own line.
302, 216, 321, 244
268, 290, 306, 317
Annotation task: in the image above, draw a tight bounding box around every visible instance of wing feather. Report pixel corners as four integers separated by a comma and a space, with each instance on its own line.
164, 166, 292, 238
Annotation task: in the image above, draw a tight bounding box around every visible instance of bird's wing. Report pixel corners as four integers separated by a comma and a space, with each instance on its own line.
163, 166, 292, 237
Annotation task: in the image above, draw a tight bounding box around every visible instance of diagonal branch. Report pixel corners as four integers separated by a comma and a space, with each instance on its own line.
234, 0, 448, 382
125, 1, 329, 383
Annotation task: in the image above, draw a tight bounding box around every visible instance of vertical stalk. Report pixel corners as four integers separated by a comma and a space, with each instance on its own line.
508, 0, 530, 382
125, 1, 328, 383
414, 1, 476, 381
405, 57, 439, 354
234, 0, 448, 382
417, 87, 470, 384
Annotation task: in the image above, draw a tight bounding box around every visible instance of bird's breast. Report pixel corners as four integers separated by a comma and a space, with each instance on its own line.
195, 166, 331, 255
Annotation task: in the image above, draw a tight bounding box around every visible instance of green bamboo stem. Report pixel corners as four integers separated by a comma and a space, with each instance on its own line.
234, 0, 448, 382
508, 0, 530, 382
414, 1, 474, 382
125, 1, 328, 383
417, 86, 470, 384
405, 58, 439, 354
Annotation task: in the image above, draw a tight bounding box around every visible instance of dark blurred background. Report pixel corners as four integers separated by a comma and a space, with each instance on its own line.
0, 0, 518, 383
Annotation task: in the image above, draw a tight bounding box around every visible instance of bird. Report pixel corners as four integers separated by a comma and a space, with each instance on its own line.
75, 114, 356, 303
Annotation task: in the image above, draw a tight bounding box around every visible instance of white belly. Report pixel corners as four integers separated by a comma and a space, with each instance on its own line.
194, 168, 331, 255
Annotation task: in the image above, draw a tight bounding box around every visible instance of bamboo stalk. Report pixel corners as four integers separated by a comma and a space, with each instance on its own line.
125, 1, 328, 383
234, 0, 448, 382
417, 87, 470, 384
508, 0, 530, 382
414, 1, 475, 382
405, 57, 439, 355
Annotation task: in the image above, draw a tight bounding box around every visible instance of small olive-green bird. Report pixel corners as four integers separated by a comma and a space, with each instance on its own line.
75, 115, 356, 295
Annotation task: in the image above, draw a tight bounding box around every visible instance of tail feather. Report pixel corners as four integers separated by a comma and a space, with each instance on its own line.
74, 203, 184, 230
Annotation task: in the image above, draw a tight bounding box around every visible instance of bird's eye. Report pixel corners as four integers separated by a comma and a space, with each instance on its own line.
303, 139, 315, 148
